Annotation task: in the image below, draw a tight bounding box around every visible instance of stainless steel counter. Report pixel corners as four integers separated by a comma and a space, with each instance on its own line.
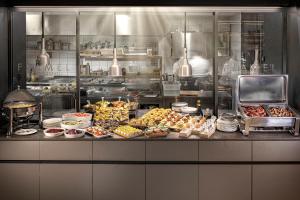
0, 130, 299, 141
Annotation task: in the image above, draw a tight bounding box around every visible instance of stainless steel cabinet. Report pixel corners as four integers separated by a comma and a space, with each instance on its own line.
0, 164, 39, 200
146, 141, 198, 161
93, 164, 145, 200
0, 141, 39, 160
199, 141, 251, 161
253, 165, 300, 200
253, 141, 300, 161
93, 141, 145, 161
146, 165, 198, 200
199, 165, 251, 200
40, 164, 92, 200
40, 141, 92, 160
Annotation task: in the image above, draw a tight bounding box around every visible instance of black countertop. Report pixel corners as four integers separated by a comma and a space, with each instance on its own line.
0, 130, 299, 141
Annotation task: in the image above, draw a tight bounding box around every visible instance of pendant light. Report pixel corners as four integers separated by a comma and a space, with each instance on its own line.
178, 12, 192, 77
109, 12, 122, 77
36, 12, 50, 68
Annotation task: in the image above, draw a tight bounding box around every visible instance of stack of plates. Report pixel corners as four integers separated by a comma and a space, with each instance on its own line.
43, 118, 62, 129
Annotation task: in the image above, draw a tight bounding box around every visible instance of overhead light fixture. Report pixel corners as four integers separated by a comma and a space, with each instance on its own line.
178, 12, 192, 78
109, 12, 122, 77
36, 12, 50, 68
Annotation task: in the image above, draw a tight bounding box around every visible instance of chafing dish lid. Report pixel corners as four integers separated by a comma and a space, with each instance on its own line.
236, 75, 288, 104
3, 86, 36, 106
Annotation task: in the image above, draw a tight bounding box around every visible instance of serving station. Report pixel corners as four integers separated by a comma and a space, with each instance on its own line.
1, 4, 300, 200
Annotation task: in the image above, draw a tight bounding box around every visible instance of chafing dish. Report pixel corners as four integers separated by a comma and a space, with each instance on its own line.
236, 75, 300, 136
3, 86, 43, 136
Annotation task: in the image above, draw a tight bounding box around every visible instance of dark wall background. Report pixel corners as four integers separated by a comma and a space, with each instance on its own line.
0, 8, 9, 106
11, 11, 26, 90
287, 6, 300, 109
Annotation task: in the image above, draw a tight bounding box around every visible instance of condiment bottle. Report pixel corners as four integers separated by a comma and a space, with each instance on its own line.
196, 99, 203, 116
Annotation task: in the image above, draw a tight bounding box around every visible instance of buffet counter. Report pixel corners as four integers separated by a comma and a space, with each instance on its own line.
1, 130, 300, 200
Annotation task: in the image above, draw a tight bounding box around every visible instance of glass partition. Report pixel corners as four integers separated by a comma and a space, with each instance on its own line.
18, 7, 285, 117
26, 12, 77, 117
216, 11, 284, 114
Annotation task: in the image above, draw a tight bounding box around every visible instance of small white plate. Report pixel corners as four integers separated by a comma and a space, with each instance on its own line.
14, 129, 37, 136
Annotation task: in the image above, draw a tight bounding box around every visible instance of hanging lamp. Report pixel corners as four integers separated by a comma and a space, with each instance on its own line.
109, 12, 122, 77
178, 12, 192, 77
36, 12, 50, 68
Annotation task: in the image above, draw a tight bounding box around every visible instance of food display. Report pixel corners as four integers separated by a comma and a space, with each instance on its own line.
64, 129, 85, 138
237, 75, 299, 136
160, 111, 190, 129
94, 120, 119, 132
145, 126, 169, 138
111, 100, 126, 108
129, 108, 172, 127
94, 106, 129, 122
94, 100, 129, 122
268, 106, 294, 117
62, 112, 92, 121
113, 125, 143, 138
242, 105, 267, 117
44, 128, 65, 137
61, 120, 91, 129
96, 100, 110, 107
86, 126, 112, 138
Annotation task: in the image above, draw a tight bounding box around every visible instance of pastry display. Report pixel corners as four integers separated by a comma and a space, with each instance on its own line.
129, 108, 171, 127
268, 106, 294, 117
94, 100, 129, 122
86, 126, 112, 138
111, 100, 126, 108
145, 126, 169, 138
113, 125, 143, 138
94, 120, 119, 132
44, 128, 65, 137
94, 106, 129, 122
95, 100, 110, 107
64, 129, 85, 138
242, 105, 267, 117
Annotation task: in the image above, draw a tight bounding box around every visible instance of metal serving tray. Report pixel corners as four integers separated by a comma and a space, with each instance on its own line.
236, 75, 300, 136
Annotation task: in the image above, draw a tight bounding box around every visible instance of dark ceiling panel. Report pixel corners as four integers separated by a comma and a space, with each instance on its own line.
1, 0, 294, 7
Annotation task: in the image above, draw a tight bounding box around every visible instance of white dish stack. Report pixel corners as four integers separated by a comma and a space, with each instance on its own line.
217, 113, 239, 132
43, 118, 62, 129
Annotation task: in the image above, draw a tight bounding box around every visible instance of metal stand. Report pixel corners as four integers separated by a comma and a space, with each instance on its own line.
39, 102, 43, 128
7, 108, 13, 136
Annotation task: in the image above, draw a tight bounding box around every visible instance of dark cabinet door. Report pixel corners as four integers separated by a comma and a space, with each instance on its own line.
0, 164, 39, 200
40, 164, 92, 200
93, 164, 145, 200
146, 165, 198, 200
253, 165, 300, 200
199, 165, 251, 200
